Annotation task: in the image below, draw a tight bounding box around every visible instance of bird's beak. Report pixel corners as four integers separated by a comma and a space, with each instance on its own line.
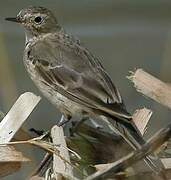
5, 17, 21, 23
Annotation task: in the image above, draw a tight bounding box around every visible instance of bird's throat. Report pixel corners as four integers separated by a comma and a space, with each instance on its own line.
25, 29, 35, 45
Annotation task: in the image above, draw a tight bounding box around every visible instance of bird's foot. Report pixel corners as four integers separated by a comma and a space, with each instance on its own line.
89, 118, 103, 130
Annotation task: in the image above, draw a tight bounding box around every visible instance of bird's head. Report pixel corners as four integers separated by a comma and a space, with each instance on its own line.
5, 6, 61, 36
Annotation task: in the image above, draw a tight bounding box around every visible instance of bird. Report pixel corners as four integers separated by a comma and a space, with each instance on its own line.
5, 6, 165, 176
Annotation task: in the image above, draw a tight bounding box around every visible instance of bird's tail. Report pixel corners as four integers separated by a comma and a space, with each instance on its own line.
102, 116, 166, 177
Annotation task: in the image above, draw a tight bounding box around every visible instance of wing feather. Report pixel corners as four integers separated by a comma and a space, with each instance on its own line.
30, 33, 131, 120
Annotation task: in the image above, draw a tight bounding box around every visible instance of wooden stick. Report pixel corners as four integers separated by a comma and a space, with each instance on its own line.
132, 108, 153, 135
128, 69, 171, 109
0, 92, 41, 143
51, 126, 74, 179
0, 92, 40, 177
85, 122, 171, 180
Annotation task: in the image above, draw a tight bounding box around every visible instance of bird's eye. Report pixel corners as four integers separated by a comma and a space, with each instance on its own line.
34, 16, 42, 24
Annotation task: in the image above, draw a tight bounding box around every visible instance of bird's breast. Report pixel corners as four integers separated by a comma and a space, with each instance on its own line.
23, 53, 83, 116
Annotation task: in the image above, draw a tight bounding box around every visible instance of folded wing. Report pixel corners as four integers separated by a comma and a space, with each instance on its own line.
29, 33, 132, 121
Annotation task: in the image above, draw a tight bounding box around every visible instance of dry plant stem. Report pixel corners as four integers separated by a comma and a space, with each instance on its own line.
85, 122, 171, 180
0, 138, 75, 169
0, 128, 79, 178
132, 108, 153, 135
0, 140, 62, 161
128, 69, 171, 109
51, 125, 73, 179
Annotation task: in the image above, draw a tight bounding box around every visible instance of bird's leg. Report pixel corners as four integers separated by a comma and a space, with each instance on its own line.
89, 118, 103, 130
57, 114, 71, 127
29, 128, 45, 136
71, 116, 89, 135
71, 117, 103, 135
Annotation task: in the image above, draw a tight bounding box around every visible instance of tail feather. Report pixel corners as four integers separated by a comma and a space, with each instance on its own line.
102, 116, 166, 177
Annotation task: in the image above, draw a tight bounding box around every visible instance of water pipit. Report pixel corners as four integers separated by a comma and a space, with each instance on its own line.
6, 6, 165, 175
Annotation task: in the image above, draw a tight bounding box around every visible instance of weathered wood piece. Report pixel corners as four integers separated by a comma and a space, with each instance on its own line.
51, 125, 74, 180
128, 69, 171, 109
0, 92, 41, 177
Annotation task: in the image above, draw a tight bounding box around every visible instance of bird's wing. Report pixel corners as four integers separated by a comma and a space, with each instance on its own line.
29, 33, 131, 120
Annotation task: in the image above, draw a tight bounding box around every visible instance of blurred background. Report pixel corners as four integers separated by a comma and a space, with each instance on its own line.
1, 0, 171, 179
